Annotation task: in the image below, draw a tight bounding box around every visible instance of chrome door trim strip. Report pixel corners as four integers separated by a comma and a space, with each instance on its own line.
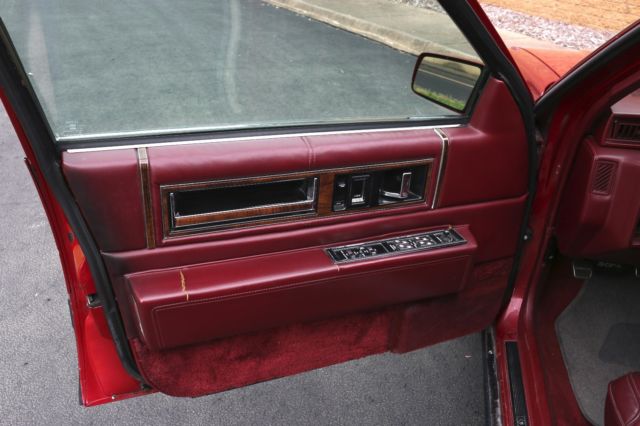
65, 124, 461, 153
431, 128, 449, 209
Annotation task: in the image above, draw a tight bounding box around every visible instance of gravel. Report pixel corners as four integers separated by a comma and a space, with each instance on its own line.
394, 0, 616, 50
480, 4, 615, 50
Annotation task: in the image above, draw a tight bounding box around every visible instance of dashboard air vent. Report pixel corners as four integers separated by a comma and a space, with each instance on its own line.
611, 120, 640, 142
591, 160, 616, 195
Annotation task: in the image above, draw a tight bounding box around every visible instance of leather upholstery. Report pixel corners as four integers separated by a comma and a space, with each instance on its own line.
146, 129, 444, 248
606, 372, 640, 426
130, 258, 512, 397
102, 196, 525, 276
62, 149, 147, 251
439, 77, 528, 208
127, 227, 476, 350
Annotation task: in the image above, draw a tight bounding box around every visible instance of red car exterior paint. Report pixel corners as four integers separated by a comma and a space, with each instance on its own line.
509, 48, 589, 99
0, 90, 147, 406
471, 1, 590, 100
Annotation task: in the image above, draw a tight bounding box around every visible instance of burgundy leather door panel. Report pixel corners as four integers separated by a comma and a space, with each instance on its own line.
63, 149, 148, 251
59, 77, 529, 397
127, 227, 476, 350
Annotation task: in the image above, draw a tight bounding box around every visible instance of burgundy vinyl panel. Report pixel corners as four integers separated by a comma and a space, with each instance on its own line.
147, 130, 442, 248
126, 228, 476, 350
130, 258, 512, 397
556, 137, 640, 262
439, 79, 528, 207
102, 196, 525, 277
62, 149, 147, 251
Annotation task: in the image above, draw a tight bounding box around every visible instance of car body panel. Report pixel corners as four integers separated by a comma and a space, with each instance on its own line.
510, 47, 589, 99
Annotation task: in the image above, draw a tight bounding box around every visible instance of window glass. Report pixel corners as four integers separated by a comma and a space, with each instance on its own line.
0, 1, 481, 142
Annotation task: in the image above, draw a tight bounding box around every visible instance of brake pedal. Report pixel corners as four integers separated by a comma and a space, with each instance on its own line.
572, 260, 593, 280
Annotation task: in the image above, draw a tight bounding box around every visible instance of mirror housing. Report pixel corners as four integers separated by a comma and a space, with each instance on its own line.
411, 53, 484, 113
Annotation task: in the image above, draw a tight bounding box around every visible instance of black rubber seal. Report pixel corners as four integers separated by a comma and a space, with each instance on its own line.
482, 329, 501, 426
506, 342, 529, 426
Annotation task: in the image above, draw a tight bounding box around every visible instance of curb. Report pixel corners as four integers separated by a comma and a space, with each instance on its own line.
264, 0, 475, 60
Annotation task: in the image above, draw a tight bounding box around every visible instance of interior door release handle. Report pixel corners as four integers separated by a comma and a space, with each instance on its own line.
381, 171, 412, 199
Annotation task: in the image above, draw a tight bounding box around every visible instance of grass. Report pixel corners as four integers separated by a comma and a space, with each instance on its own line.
414, 86, 466, 111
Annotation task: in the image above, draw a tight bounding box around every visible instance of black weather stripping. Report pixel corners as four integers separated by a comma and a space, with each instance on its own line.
506, 342, 529, 426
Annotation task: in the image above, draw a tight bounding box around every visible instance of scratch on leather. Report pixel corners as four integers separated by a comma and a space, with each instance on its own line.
179, 270, 189, 302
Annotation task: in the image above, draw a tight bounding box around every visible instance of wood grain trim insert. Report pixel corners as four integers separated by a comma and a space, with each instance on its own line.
173, 200, 317, 228
137, 147, 156, 249
171, 177, 318, 229
160, 159, 433, 238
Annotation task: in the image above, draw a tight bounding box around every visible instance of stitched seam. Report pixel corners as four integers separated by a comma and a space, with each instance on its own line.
148, 255, 472, 348
303, 136, 316, 169
152, 255, 468, 313
301, 136, 313, 169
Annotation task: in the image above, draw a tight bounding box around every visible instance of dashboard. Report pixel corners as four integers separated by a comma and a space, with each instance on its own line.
556, 89, 640, 264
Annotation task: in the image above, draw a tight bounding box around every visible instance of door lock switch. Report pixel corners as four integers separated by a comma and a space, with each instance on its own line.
326, 228, 466, 263
333, 176, 348, 211
348, 174, 371, 207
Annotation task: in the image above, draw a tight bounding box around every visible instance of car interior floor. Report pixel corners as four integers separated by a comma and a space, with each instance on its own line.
557, 273, 640, 425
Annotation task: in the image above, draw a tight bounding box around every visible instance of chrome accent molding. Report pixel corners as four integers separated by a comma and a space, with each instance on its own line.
65, 124, 462, 153
431, 128, 449, 209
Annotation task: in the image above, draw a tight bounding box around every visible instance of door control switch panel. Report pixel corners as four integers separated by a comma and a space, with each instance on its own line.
332, 164, 428, 212
326, 228, 466, 263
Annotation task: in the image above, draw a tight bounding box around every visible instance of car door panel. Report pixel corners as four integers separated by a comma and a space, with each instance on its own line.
61, 78, 527, 252
128, 257, 514, 398
126, 228, 477, 351
62, 149, 148, 251
55, 77, 530, 397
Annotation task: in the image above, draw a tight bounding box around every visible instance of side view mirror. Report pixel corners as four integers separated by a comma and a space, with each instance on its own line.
411, 53, 484, 113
